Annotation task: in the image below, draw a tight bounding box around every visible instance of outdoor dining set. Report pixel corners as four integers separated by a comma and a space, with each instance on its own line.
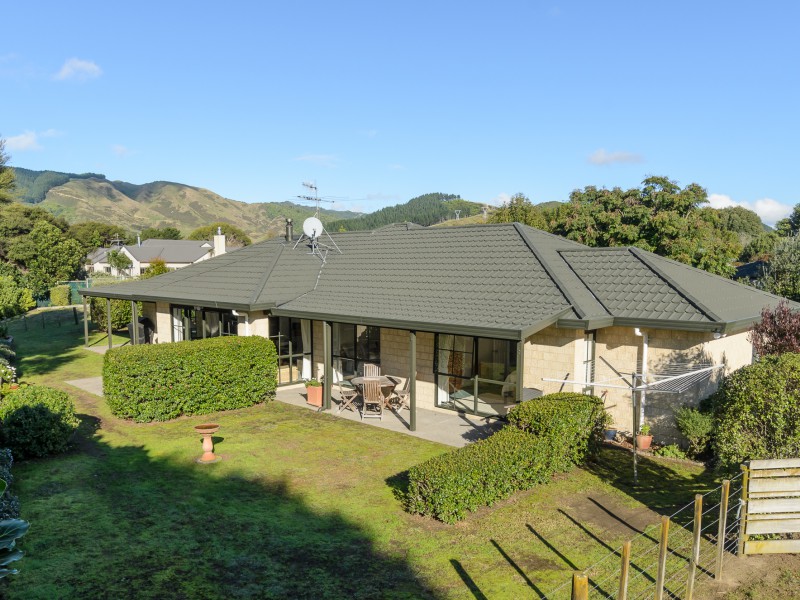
335, 363, 411, 420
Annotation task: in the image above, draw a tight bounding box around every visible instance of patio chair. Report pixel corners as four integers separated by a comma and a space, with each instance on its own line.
337, 378, 360, 413
360, 378, 383, 420
362, 363, 380, 377
387, 374, 413, 410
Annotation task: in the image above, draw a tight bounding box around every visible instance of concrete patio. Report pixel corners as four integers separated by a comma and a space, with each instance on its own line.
66, 376, 502, 448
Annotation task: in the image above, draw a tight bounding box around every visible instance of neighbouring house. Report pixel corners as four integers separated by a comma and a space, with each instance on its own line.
87, 231, 227, 277
81, 222, 796, 438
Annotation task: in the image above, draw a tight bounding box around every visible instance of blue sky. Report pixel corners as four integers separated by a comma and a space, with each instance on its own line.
3, 1, 798, 223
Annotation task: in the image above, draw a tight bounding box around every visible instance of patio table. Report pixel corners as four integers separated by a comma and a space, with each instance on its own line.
350, 376, 397, 408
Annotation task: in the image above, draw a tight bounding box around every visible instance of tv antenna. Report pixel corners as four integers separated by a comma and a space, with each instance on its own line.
296, 181, 336, 217
293, 214, 342, 263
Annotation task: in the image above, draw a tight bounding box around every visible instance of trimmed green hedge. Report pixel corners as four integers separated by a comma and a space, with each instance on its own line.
103, 336, 278, 422
506, 391, 606, 469
49, 285, 71, 307
406, 392, 607, 523
0, 386, 80, 459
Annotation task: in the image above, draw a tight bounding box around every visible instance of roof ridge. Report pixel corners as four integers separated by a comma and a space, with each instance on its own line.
628, 247, 722, 322
513, 223, 584, 318
248, 243, 286, 305
129, 246, 255, 291
556, 250, 613, 317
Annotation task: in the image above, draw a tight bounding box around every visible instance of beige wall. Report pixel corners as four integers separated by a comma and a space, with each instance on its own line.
153, 302, 172, 343
523, 326, 583, 395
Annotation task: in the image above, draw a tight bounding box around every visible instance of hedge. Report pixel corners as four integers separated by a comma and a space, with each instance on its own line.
103, 336, 278, 422
711, 353, 800, 469
406, 392, 607, 523
506, 391, 606, 470
0, 386, 80, 459
49, 285, 71, 307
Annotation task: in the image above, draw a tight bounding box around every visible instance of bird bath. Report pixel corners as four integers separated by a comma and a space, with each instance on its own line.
194, 423, 220, 463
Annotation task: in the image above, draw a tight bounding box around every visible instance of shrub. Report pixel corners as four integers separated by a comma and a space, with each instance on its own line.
654, 444, 687, 460
711, 353, 800, 469
89, 296, 134, 331
0, 344, 16, 363
405, 392, 608, 523
103, 336, 278, 422
405, 428, 560, 523
675, 406, 714, 458
506, 392, 607, 469
0, 386, 80, 459
749, 300, 800, 356
49, 285, 71, 306
0, 449, 19, 520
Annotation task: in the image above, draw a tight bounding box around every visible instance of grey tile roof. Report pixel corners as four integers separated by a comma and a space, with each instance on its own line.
126, 239, 213, 263
83, 223, 797, 337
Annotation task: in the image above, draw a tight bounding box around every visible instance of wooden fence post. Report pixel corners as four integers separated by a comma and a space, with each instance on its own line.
654, 516, 670, 600
715, 479, 731, 579
571, 572, 588, 600
738, 463, 750, 556
686, 494, 703, 599
617, 540, 631, 600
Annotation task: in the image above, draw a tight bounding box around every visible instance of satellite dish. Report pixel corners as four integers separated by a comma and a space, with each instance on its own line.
302, 216, 324, 239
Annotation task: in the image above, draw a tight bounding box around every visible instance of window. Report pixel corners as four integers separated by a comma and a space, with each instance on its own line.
332, 324, 380, 378
268, 317, 312, 385
435, 334, 518, 417
170, 306, 238, 342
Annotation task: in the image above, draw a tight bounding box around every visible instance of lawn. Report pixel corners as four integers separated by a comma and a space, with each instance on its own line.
3, 308, 727, 599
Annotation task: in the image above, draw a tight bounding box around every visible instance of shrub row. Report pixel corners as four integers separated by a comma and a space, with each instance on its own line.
49, 285, 72, 307
0, 386, 80, 459
0, 448, 19, 520
103, 336, 278, 422
405, 392, 607, 523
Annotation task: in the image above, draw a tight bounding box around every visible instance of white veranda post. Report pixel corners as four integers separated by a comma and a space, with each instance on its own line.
301, 319, 312, 380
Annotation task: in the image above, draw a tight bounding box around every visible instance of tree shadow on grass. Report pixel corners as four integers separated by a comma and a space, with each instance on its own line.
10, 429, 439, 599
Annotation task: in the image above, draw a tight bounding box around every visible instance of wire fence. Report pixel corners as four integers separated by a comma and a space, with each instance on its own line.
544, 473, 743, 600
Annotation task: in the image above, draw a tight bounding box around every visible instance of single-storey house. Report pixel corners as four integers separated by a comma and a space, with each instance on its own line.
87, 232, 227, 277
81, 222, 794, 437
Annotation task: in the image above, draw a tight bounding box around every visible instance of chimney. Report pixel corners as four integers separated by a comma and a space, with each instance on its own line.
285, 218, 294, 242
137, 235, 141, 247
213, 227, 226, 257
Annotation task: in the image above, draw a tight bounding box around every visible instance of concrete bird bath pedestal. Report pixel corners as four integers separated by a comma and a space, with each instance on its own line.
194, 423, 220, 463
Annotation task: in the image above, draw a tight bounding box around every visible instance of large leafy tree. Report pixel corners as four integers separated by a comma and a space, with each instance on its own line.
68, 222, 130, 252
774, 203, 800, 237
107, 250, 132, 275
188, 222, 251, 247
758, 235, 800, 301
546, 176, 740, 276
140, 226, 182, 241
488, 193, 547, 229
6, 221, 84, 296
0, 137, 14, 204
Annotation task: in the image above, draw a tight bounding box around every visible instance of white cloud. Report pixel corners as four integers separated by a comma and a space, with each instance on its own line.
708, 193, 793, 226
588, 148, 644, 166
5, 128, 64, 152
6, 131, 42, 151
54, 58, 102, 81
294, 154, 338, 167
112, 144, 131, 157
490, 192, 512, 207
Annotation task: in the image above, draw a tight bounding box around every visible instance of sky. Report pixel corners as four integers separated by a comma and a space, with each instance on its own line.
2, 1, 799, 224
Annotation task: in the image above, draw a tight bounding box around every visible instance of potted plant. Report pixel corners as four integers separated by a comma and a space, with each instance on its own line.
305, 378, 323, 407
600, 412, 617, 442
636, 423, 653, 450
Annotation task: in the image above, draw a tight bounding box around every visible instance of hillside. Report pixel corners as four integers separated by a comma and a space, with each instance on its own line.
327, 193, 483, 231
11, 168, 358, 242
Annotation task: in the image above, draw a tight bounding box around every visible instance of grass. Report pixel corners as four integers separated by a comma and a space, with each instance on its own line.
2, 307, 735, 599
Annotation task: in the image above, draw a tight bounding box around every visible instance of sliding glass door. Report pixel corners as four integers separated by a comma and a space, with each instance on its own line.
332, 323, 380, 379
268, 317, 312, 385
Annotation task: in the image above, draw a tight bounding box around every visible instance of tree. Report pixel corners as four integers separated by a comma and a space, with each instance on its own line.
0, 276, 35, 319
488, 193, 548, 229
749, 300, 800, 357
107, 250, 132, 275
774, 203, 800, 237
6, 221, 84, 296
140, 227, 182, 241
188, 222, 251, 247
68, 222, 130, 252
140, 258, 169, 279
548, 176, 740, 276
715, 206, 765, 238
0, 137, 14, 204
758, 235, 800, 301
740, 232, 779, 262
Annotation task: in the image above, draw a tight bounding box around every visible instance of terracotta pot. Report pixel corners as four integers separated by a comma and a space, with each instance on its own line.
8, 384, 19, 390
306, 385, 323, 407
636, 434, 653, 450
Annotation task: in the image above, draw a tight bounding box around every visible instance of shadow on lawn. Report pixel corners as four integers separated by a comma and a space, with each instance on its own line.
11, 428, 439, 599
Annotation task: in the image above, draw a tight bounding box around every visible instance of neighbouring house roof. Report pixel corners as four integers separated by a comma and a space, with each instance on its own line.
81, 223, 796, 339
88, 239, 213, 266
734, 260, 768, 282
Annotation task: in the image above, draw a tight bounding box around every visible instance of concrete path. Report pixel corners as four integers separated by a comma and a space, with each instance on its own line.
64, 377, 501, 447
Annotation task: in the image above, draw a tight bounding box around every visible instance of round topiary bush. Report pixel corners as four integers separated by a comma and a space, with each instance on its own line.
0, 386, 80, 459
711, 353, 800, 469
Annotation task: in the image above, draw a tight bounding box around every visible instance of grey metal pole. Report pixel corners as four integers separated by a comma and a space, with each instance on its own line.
516, 340, 524, 404
83, 297, 89, 347
410, 330, 417, 431
131, 301, 139, 345
106, 298, 113, 350
323, 321, 332, 411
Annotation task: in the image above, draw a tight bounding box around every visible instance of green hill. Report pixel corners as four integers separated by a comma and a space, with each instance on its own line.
11, 168, 358, 242
328, 193, 484, 231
